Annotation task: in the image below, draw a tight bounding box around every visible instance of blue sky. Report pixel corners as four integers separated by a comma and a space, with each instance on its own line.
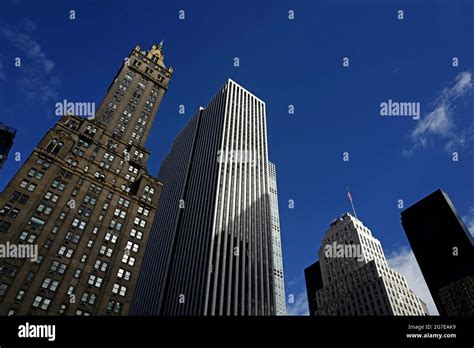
0, 0, 473, 315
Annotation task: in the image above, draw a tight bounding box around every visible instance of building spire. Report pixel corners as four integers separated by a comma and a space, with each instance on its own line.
346, 186, 357, 219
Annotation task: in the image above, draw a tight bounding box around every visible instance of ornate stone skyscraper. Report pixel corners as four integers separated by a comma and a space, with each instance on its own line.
0, 43, 172, 315
306, 213, 427, 316
131, 79, 279, 315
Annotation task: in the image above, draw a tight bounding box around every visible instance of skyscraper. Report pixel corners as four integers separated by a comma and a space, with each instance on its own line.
131, 79, 278, 315
0, 123, 17, 170
305, 213, 426, 316
401, 189, 474, 316
0, 43, 172, 315
268, 161, 286, 315
304, 261, 323, 315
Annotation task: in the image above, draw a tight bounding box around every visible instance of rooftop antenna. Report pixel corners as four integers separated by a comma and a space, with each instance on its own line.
346, 186, 357, 219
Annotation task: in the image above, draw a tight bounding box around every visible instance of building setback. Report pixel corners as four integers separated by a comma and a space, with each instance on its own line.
0, 123, 17, 170
401, 189, 474, 316
0, 43, 172, 315
131, 79, 278, 315
268, 161, 286, 315
305, 213, 426, 316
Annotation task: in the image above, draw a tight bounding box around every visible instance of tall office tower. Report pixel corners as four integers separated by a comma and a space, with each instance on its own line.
401, 189, 474, 316
305, 213, 426, 316
0, 43, 172, 315
132, 79, 277, 316
268, 161, 286, 315
0, 123, 17, 170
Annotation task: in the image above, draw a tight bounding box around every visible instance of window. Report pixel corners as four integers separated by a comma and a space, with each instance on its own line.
50, 261, 67, 275
109, 219, 122, 231
27, 168, 44, 180
118, 197, 130, 208
58, 246, 74, 258
36, 204, 47, 214
28, 216, 45, 229
105, 232, 118, 244
36, 157, 52, 169
142, 185, 155, 202
83, 195, 97, 206
27, 183, 37, 192
65, 232, 80, 244
0, 221, 11, 233
137, 206, 150, 217
84, 125, 98, 137
126, 241, 139, 253
58, 304, 67, 315
0, 283, 8, 297
114, 208, 127, 219
81, 292, 97, 305
16, 290, 25, 300
26, 272, 34, 282
128, 165, 139, 175
72, 218, 87, 230
89, 183, 102, 195
94, 259, 108, 272
41, 277, 60, 292
52, 180, 66, 191
87, 275, 103, 288
130, 228, 143, 240
78, 206, 92, 217
45, 138, 63, 154
117, 268, 131, 281
112, 283, 127, 297
99, 246, 113, 258
32, 295, 51, 310
19, 230, 37, 243
107, 299, 122, 314
134, 217, 146, 228
122, 254, 135, 266
9, 207, 20, 218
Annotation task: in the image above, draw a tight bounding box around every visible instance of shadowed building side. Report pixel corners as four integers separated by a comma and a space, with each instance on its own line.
401, 189, 474, 316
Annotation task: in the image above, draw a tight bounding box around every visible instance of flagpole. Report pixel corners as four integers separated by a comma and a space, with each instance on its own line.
346, 186, 357, 219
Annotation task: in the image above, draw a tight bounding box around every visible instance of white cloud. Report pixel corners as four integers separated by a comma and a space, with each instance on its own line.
387, 247, 439, 315
286, 290, 309, 316
404, 71, 473, 156
461, 207, 474, 237
0, 25, 59, 105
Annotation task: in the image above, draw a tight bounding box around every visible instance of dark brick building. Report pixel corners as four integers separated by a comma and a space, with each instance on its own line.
0, 43, 172, 315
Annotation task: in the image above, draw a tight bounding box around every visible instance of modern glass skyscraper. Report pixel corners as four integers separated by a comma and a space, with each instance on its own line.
132, 79, 279, 315
401, 189, 474, 316
306, 213, 426, 316
268, 161, 286, 315
0, 43, 172, 315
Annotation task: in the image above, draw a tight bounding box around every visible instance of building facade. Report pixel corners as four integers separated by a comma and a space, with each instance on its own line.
0, 123, 17, 170
0, 43, 172, 315
401, 189, 474, 316
131, 79, 278, 315
268, 161, 286, 315
306, 213, 426, 316
304, 261, 323, 315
